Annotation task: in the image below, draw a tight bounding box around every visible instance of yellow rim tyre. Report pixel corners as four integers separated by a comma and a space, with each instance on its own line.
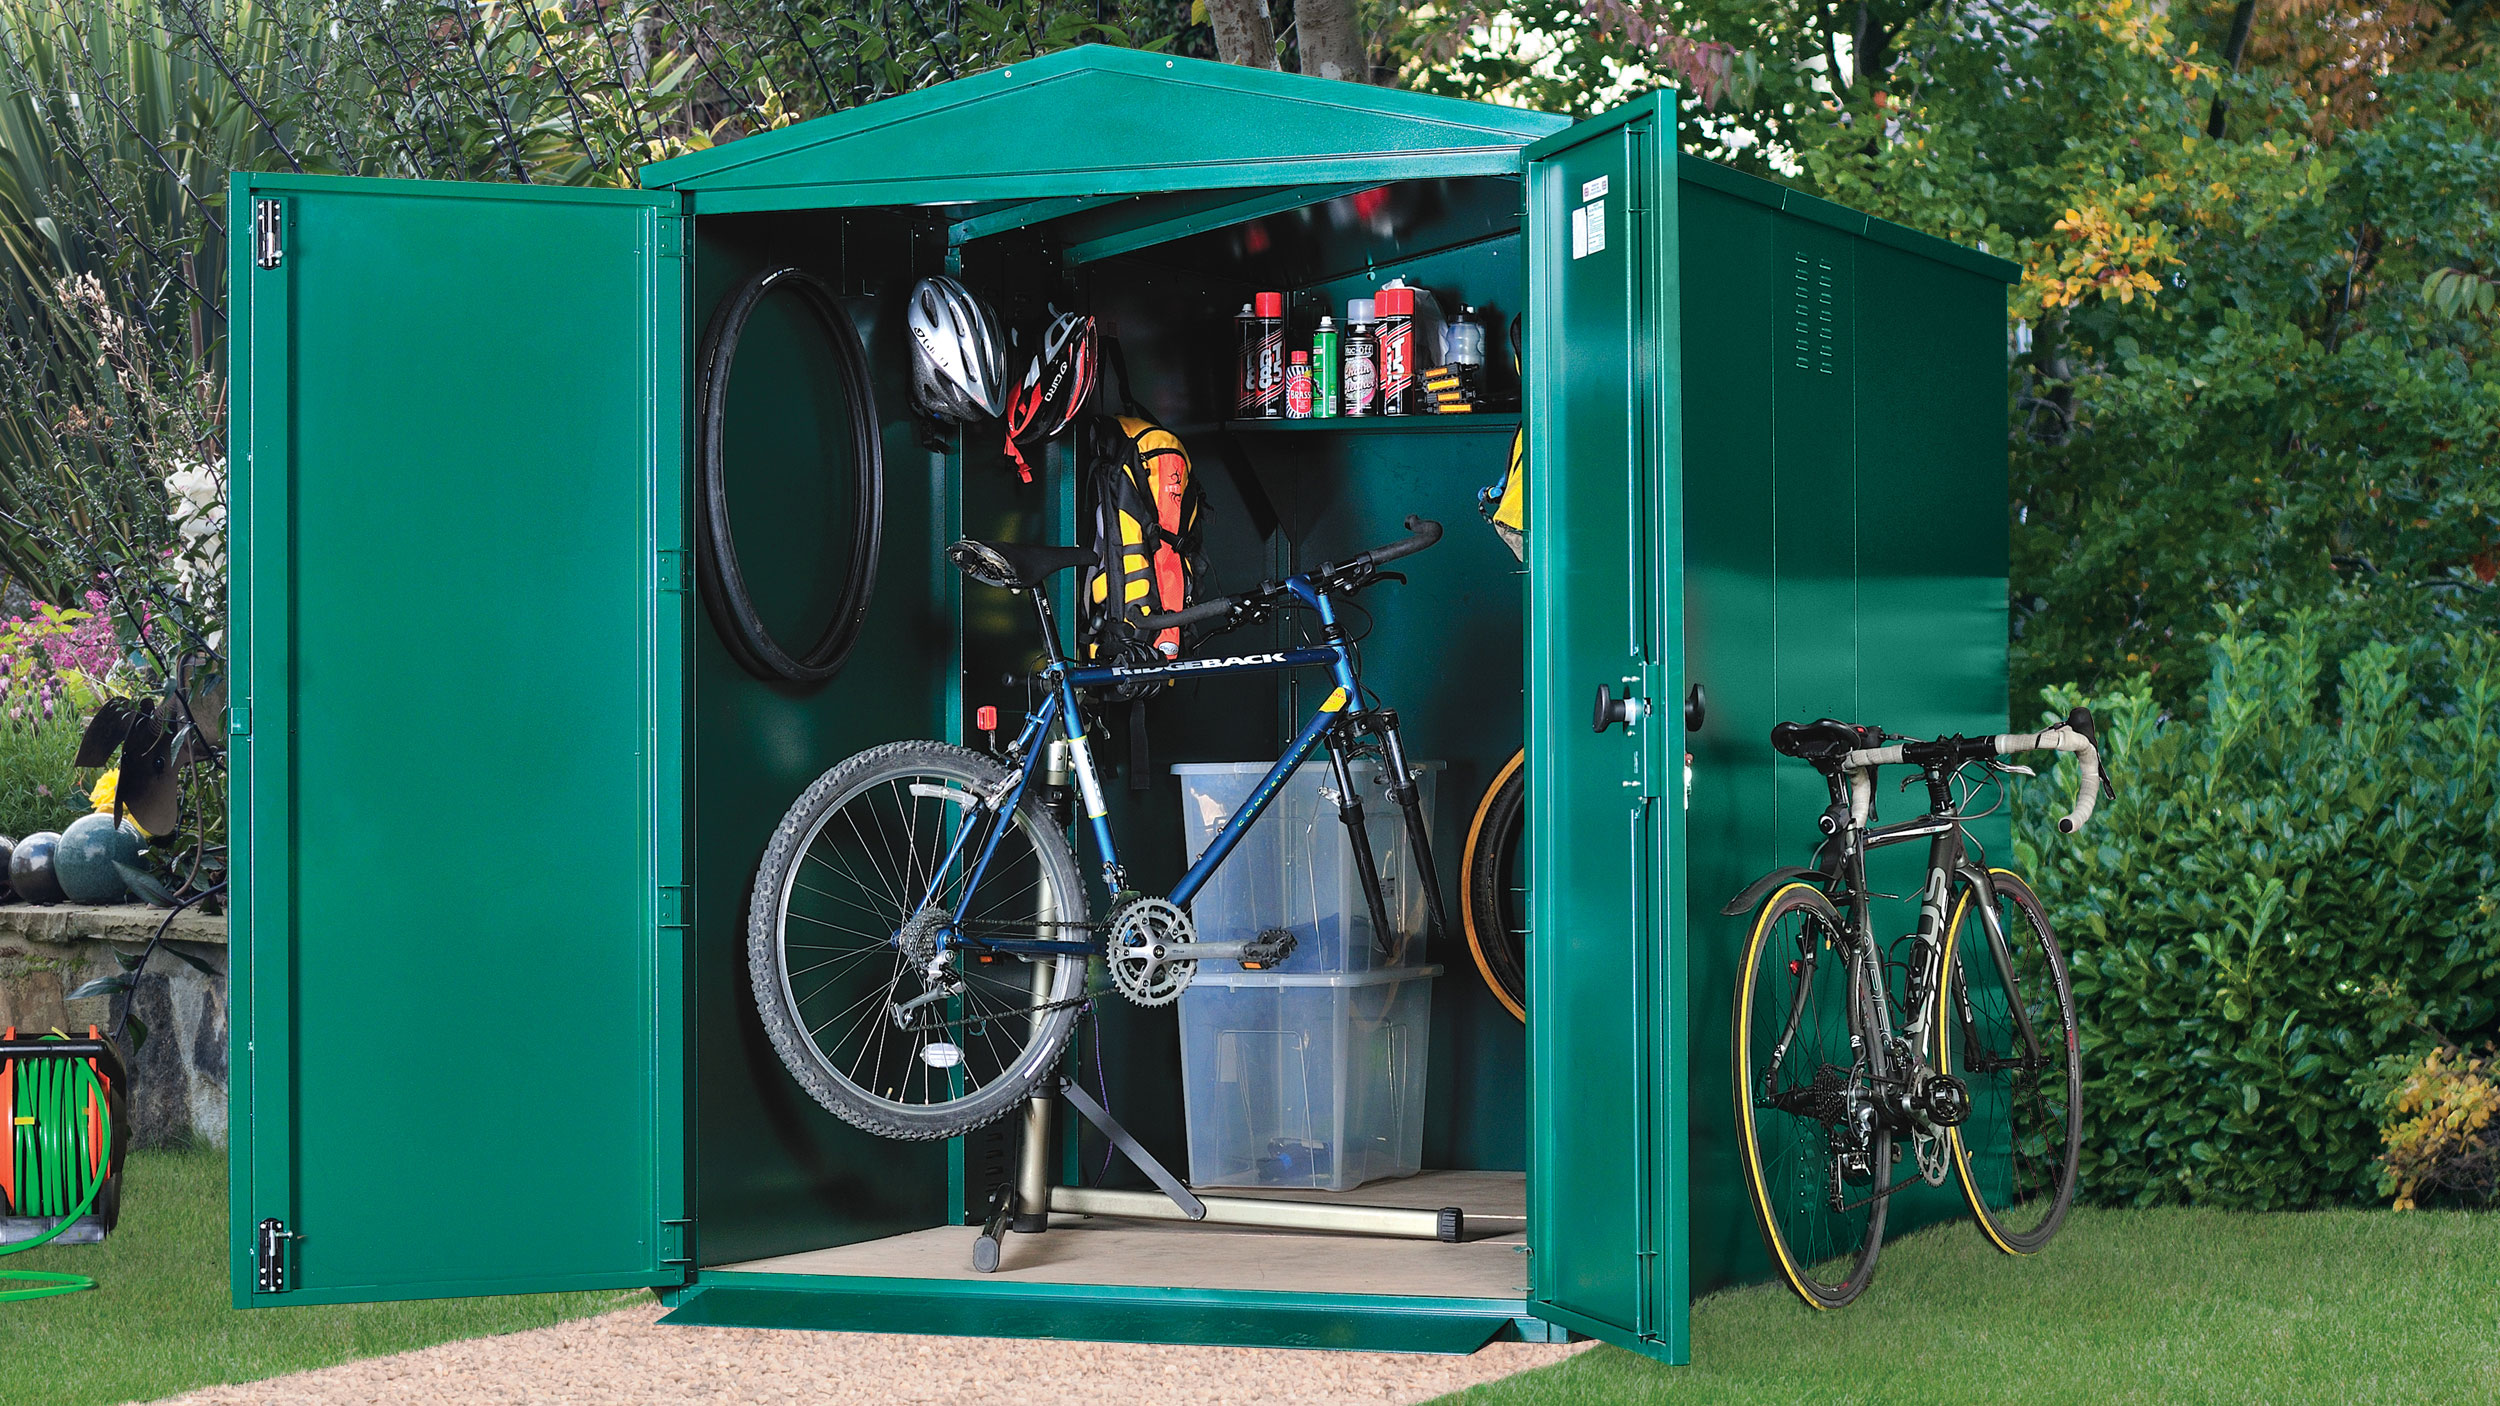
1733, 883, 1887, 1308
1938, 869, 2082, 1255
1460, 750, 1527, 1022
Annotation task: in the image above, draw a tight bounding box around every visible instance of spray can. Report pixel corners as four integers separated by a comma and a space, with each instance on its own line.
1342, 298, 1378, 417
1253, 291, 1286, 419
1285, 351, 1313, 419
1234, 302, 1258, 417
1309, 317, 1340, 418
1376, 285, 1416, 415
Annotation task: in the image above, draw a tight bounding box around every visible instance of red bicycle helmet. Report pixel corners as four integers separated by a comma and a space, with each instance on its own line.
1004, 311, 1098, 482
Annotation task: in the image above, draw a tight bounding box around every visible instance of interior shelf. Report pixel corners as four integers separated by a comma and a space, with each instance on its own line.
1220, 412, 1521, 434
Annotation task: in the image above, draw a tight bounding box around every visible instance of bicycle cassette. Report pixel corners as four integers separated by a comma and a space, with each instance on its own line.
1107, 896, 1196, 1006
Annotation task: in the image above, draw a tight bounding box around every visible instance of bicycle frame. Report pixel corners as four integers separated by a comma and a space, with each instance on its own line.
912, 575, 1372, 961
1779, 765, 2047, 1204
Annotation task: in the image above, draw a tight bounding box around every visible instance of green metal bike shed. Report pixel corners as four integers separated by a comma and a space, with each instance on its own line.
226, 46, 2016, 1363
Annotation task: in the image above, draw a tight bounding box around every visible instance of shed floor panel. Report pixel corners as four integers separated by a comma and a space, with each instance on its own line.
718, 1170, 1527, 1300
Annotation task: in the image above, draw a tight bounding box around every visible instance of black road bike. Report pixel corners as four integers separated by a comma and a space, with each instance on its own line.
1728, 710, 2109, 1308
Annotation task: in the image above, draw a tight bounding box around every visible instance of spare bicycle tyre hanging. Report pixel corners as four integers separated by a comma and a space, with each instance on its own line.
696, 266, 885, 684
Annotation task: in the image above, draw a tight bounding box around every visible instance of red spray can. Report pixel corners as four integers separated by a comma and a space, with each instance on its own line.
1375, 285, 1415, 416
1252, 291, 1285, 419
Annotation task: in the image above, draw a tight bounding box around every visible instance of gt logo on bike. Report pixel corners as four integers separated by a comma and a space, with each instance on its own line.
1110, 652, 1286, 675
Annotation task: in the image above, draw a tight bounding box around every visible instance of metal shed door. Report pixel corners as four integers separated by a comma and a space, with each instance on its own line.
229, 177, 688, 1304
1521, 92, 1687, 1362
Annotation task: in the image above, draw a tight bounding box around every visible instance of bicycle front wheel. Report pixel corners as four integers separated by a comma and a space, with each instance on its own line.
748, 740, 1087, 1142
1734, 883, 1889, 1309
1939, 869, 2081, 1254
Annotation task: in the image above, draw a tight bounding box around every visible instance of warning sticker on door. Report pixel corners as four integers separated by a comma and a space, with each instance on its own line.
1571, 199, 1606, 259
1581, 174, 1610, 202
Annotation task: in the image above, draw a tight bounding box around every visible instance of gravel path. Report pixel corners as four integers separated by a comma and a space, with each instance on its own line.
148, 1301, 1589, 1405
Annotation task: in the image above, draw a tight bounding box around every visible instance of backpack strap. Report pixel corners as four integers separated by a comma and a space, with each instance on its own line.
1100, 335, 1145, 419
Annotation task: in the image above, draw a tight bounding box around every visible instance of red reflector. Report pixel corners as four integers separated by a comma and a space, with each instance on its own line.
976, 705, 998, 731
1788, 960, 1804, 975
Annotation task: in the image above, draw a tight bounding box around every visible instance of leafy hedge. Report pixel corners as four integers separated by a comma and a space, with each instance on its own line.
2012, 615, 2500, 1209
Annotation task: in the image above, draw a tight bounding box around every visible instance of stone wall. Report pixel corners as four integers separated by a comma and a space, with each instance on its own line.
0, 904, 227, 1148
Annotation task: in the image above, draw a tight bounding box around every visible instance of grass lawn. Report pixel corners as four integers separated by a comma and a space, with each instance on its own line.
1438, 1205, 2500, 1404
2, 1146, 640, 1406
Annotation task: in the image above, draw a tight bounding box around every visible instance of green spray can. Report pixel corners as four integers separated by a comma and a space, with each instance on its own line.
1309, 316, 1341, 418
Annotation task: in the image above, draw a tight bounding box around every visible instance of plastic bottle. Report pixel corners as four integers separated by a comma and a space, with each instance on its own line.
1309, 316, 1340, 418
1285, 351, 1313, 419
1252, 291, 1286, 419
1342, 298, 1377, 417
1375, 285, 1415, 416
1443, 305, 1486, 405
1234, 302, 1258, 417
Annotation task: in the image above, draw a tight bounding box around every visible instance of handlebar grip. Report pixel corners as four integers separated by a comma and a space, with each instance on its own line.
1993, 726, 2102, 832
1351, 516, 1443, 569
1137, 595, 1239, 631
1840, 744, 1906, 769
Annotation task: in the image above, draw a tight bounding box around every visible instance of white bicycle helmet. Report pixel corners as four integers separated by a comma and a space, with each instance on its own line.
907, 276, 1007, 423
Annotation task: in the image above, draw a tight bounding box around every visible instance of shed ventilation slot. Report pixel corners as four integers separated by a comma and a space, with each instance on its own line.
1790, 253, 1838, 375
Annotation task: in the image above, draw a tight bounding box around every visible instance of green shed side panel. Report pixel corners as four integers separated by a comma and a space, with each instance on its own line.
229, 175, 688, 1304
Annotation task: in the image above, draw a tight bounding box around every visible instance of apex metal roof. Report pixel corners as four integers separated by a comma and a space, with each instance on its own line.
638, 45, 1569, 212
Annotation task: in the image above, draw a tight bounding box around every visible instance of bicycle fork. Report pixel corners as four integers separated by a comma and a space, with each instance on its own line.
1322, 708, 1451, 967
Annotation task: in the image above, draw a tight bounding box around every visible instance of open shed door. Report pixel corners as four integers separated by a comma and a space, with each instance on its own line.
1522, 92, 1687, 1362
229, 177, 688, 1304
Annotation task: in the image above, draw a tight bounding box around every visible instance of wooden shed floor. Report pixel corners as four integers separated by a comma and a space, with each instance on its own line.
717, 1169, 1529, 1300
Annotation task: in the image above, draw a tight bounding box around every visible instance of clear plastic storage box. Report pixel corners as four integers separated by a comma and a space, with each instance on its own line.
1172, 758, 1440, 972
1178, 965, 1440, 1192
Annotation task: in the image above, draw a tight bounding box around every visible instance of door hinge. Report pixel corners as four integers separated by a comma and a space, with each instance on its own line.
656, 216, 685, 262
660, 1217, 694, 1268
229, 699, 252, 739
254, 1217, 299, 1293
657, 549, 688, 594
658, 884, 690, 928
253, 198, 283, 270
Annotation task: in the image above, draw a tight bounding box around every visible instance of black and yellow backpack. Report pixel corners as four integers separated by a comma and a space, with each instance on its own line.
1080, 413, 1206, 692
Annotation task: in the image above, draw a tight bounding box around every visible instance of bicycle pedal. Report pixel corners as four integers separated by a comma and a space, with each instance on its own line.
1239, 928, 1299, 970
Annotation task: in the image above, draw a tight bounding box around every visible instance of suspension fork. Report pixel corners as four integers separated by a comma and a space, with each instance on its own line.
1321, 720, 1404, 964
1359, 707, 1451, 951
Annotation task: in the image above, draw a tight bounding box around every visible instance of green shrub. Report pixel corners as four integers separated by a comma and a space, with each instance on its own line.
0, 706, 86, 840
2013, 613, 2500, 1209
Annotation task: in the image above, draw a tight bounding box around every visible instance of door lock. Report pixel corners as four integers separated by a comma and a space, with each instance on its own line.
1594, 684, 1648, 733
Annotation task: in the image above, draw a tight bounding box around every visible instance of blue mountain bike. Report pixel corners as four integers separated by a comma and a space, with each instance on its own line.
747, 517, 1450, 1141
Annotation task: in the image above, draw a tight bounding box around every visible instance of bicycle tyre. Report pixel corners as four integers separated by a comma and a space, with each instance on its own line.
748, 740, 1086, 1141
1734, 882, 1888, 1309
1460, 749, 1527, 1022
1939, 868, 2081, 1254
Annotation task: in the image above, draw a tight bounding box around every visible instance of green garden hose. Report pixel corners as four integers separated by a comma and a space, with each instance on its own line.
0, 1045, 111, 1302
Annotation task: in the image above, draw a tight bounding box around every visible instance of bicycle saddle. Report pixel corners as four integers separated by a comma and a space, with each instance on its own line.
1770, 718, 1882, 762
946, 538, 1095, 590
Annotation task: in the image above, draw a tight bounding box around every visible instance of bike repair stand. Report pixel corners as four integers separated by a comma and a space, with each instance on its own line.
971, 1074, 1465, 1273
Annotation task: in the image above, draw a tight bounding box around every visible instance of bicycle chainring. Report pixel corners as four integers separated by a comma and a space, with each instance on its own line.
1107, 897, 1196, 1007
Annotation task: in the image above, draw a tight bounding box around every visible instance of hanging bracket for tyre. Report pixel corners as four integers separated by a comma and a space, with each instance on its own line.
694, 266, 886, 684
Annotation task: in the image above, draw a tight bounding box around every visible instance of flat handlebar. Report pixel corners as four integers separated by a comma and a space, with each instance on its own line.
1136, 517, 1443, 632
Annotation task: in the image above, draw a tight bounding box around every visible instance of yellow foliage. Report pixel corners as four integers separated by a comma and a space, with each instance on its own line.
2030, 202, 2177, 310
2378, 1046, 2499, 1211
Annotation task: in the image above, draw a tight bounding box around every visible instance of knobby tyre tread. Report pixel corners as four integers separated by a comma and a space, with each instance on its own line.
1733, 882, 1888, 1309
747, 740, 1085, 1142
1460, 749, 1527, 1023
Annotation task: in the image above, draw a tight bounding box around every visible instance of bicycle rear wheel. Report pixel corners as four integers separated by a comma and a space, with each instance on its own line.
1940, 869, 2081, 1253
748, 740, 1087, 1142
1734, 883, 1889, 1309
1460, 749, 1527, 1022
